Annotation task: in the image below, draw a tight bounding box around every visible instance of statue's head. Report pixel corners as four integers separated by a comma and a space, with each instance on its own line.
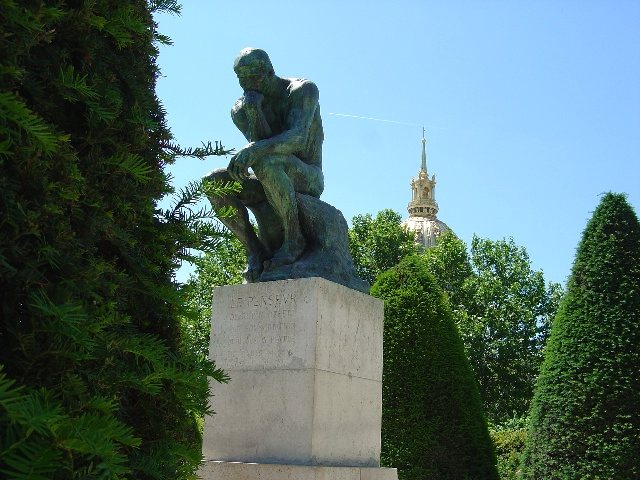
234, 48, 274, 75
234, 48, 275, 93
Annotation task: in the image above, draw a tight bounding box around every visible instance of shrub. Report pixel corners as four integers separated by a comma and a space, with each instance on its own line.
523, 193, 640, 479
490, 416, 528, 480
372, 255, 498, 480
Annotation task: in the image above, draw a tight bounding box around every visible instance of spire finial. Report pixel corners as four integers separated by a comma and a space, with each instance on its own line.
421, 127, 427, 173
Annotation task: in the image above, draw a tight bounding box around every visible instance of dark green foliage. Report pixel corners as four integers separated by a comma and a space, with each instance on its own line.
348, 209, 419, 285
523, 193, 640, 479
0, 1, 228, 477
372, 256, 498, 480
424, 232, 563, 424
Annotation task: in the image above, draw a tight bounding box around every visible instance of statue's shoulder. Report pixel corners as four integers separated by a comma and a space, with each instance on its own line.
286, 78, 319, 100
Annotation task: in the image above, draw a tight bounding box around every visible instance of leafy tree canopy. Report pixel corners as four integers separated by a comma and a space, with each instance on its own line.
348, 209, 419, 286
181, 234, 246, 358
424, 232, 563, 423
348, 210, 563, 425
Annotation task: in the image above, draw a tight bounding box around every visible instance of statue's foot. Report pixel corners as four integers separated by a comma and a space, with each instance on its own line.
264, 238, 306, 270
243, 265, 261, 283
243, 251, 270, 283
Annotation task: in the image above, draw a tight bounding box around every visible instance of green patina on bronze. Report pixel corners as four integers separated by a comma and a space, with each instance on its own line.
205, 48, 367, 292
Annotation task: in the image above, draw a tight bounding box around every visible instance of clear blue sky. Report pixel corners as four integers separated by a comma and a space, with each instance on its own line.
155, 1, 640, 286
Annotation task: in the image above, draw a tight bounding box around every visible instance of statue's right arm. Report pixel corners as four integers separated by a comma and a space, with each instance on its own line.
231, 98, 252, 142
231, 95, 272, 142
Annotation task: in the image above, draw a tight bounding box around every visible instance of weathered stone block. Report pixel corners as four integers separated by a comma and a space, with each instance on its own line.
202, 278, 383, 467
198, 461, 399, 480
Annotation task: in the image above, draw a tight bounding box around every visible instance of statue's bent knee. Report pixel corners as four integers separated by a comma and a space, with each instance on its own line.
203, 167, 230, 182
203, 168, 236, 208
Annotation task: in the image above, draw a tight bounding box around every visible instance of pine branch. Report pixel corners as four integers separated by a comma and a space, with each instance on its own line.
147, 0, 181, 15
101, 6, 147, 49
0, 92, 66, 155
107, 152, 154, 182
57, 65, 99, 103
161, 140, 234, 159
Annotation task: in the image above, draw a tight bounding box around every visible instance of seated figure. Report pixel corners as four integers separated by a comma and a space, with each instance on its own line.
205, 47, 324, 282
206, 48, 367, 293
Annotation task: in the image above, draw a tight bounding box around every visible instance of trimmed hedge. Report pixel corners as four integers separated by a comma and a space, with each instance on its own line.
523, 193, 640, 479
372, 255, 498, 480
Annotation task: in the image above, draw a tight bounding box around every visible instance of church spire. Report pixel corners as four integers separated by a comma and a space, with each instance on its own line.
421, 126, 427, 173
403, 133, 452, 249
407, 133, 438, 219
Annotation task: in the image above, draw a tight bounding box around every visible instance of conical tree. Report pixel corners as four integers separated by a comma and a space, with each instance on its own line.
372, 255, 498, 480
523, 193, 640, 479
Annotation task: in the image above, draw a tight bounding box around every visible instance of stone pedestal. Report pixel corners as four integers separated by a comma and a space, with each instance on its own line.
199, 461, 399, 479
200, 278, 397, 479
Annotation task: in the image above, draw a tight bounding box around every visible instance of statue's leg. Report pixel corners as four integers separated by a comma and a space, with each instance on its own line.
203, 168, 270, 282
252, 155, 323, 269
247, 201, 283, 256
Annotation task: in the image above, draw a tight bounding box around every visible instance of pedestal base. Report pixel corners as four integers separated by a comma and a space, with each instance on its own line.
203, 278, 384, 466
198, 461, 398, 480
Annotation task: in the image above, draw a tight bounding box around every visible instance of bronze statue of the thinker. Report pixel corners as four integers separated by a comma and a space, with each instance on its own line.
205, 48, 367, 293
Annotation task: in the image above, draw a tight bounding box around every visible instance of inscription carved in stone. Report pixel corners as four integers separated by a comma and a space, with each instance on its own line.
211, 289, 314, 370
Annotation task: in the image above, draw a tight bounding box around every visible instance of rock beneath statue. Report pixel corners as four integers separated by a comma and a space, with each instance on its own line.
260, 194, 369, 293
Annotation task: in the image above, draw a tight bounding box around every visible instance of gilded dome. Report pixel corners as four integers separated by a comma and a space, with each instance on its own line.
403, 216, 450, 249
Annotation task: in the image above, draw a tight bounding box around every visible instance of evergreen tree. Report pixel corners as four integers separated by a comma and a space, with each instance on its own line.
523, 193, 640, 479
372, 256, 498, 480
0, 1, 228, 477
